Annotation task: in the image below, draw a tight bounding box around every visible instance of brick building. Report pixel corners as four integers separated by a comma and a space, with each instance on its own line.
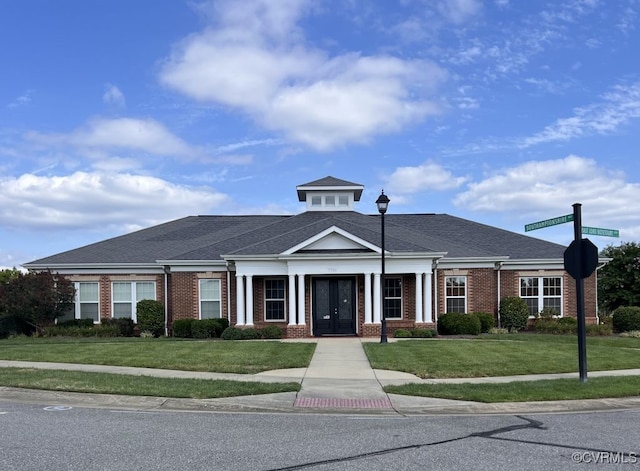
24, 176, 600, 337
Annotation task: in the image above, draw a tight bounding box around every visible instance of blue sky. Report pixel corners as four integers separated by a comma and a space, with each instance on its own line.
2, 0, 639, 268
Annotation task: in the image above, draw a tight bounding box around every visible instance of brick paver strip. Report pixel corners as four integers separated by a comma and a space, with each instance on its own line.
294, 398, 393, 409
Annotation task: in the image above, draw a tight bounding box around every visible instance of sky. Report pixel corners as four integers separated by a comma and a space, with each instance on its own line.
1, 0, 639, 269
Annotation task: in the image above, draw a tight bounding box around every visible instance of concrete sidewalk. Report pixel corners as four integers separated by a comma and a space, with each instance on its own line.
1, 337, 640, 415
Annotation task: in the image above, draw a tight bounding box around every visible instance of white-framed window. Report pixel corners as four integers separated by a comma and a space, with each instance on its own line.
112, 281, 156, 322
311, 195, 322, 206
445, 276, 467, 313
58, 282, 100, 323
265, 278, 286, 321
520, 276, 563, 316
199, 279, 221, 319
338, 195, 349, 206
325, 195, 336, 206
384, 277, 403, 320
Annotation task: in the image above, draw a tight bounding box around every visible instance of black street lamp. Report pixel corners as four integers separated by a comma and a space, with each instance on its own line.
376, 190, 390, 344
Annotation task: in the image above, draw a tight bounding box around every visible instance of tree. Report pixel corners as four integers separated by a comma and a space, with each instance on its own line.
0, 268, 22, 284
499, 296, 530, 332
0, 270, 75, 334
598, 242, 640, 313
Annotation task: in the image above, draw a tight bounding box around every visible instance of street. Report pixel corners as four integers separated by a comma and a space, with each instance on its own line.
1, 401, 638, 470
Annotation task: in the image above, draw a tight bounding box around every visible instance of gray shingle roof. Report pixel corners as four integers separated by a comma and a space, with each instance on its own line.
25, 211, 566, 267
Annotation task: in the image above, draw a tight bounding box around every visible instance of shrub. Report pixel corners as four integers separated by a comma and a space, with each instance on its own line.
57, 318, 94, 328
261, 325, 283, 339
191, 319, 219, 339
410, 328, 433, 338
437, 312, 481, 336
534, 317, 577, 335
136, 300, 165, 337
538, 307, 560, 319
586, 324, 613, 336
488, 327, 509, 334
499, 296, 530, 332
221, 326, 244, 340
172, 319, 194, 338
241, 328, 261, 340
612, 306, 640, 333
472, 312, 495, 333
101, 317, 135, 337
620, 330, 640, 338
393, 328, 412, 338
211, 318, 229, 337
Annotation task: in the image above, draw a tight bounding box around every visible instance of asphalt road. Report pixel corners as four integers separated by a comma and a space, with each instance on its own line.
1, 401, 639, 470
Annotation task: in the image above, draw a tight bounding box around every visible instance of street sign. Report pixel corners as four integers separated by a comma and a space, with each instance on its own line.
582, 226, 619, 238
525, 214, 574, 232
564, 238, 599, 280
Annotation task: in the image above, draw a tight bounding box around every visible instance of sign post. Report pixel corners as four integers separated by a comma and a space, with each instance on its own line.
525, 206, 617, 384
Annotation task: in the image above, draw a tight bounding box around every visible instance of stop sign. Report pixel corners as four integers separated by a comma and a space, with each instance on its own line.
564, 238, 598, 279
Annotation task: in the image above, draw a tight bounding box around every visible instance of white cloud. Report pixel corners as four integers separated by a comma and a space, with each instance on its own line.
7, 90, 33, 108
0, 171, 229, 231
384, 161, 467, 198
454, 155, 640, 229
437, 0, 482, 24
521, 81, 640, 147
160, 0, 447, 151
26, 117, 198, 158
103, 84, 126, 108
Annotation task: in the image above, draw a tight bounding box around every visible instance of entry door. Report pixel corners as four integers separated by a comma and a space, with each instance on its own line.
312, 278, 356, 336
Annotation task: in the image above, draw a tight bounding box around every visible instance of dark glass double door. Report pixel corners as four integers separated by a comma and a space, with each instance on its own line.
312, 278, 356, 336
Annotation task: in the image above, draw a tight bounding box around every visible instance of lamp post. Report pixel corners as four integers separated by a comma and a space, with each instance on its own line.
376, 190, 390, 344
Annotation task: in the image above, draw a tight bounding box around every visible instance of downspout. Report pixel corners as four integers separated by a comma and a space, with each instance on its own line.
226, 262, 232, 324
594, 260, 611, 324
163, 266, 170, 337
495, 261, 503, 328
433, 259, 439, 325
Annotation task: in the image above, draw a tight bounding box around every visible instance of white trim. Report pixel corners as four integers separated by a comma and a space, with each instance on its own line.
283, 226, 380, 255
264, 278, 286, 322
198, 278, 222, 320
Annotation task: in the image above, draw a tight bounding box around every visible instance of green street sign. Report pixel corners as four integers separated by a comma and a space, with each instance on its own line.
582, 226, 619, 238
525, 214, 574, 232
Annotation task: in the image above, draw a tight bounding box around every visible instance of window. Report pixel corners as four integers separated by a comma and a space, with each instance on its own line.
325, 195, 336, 206
384, 277, 403, 319
445, 276, 466, 313
338, 195, 349, 206
265, 279, 286, 321
199, 279, 221, 319
311, 195, 322, 206
58, 282, 100, 323
520, 276, 563, 316
112, 281, 156, 321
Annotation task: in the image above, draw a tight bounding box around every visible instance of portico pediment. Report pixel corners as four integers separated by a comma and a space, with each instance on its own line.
282, 226, 379, 255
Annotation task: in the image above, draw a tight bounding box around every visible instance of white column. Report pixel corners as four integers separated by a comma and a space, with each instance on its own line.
364, 273, 372, 324
415, 272, 424, 323
236, 274, 245, 326
424, 272, 433, 323
297, 274, 306, 326
288, 274, 297, 326
245, 275, 254, 326
373, 273, 381, 324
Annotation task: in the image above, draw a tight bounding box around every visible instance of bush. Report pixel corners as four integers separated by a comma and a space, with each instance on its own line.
612, 306, 640, 333
393, 328, 412, 338
101, 317, 135, 337
172, 319, 194, 338
41, 324, 120, 337
136, 300, 165, 337
241, 328, 261, 340
499, 296, 530, 332
472, 312, 495, 333
437, 312, 481, 336
211, 318, 229, 337
410, 328, 433, 338
191, 319, 218, 339
488, 327, 509, 334
620, 330, 640, 338
57, 318, 94, 328
221, 326, 244, 340
586, 324, 612, 336
261, 325, 283, 339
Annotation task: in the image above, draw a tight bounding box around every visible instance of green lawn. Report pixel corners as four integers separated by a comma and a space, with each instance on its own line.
364, 334, 640, 378
384, 376, 640, 402
0, 337, 316, 374
0, 367, 300, 399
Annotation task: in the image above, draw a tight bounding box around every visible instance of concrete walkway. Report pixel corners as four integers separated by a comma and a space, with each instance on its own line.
2, 337, 640, 415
